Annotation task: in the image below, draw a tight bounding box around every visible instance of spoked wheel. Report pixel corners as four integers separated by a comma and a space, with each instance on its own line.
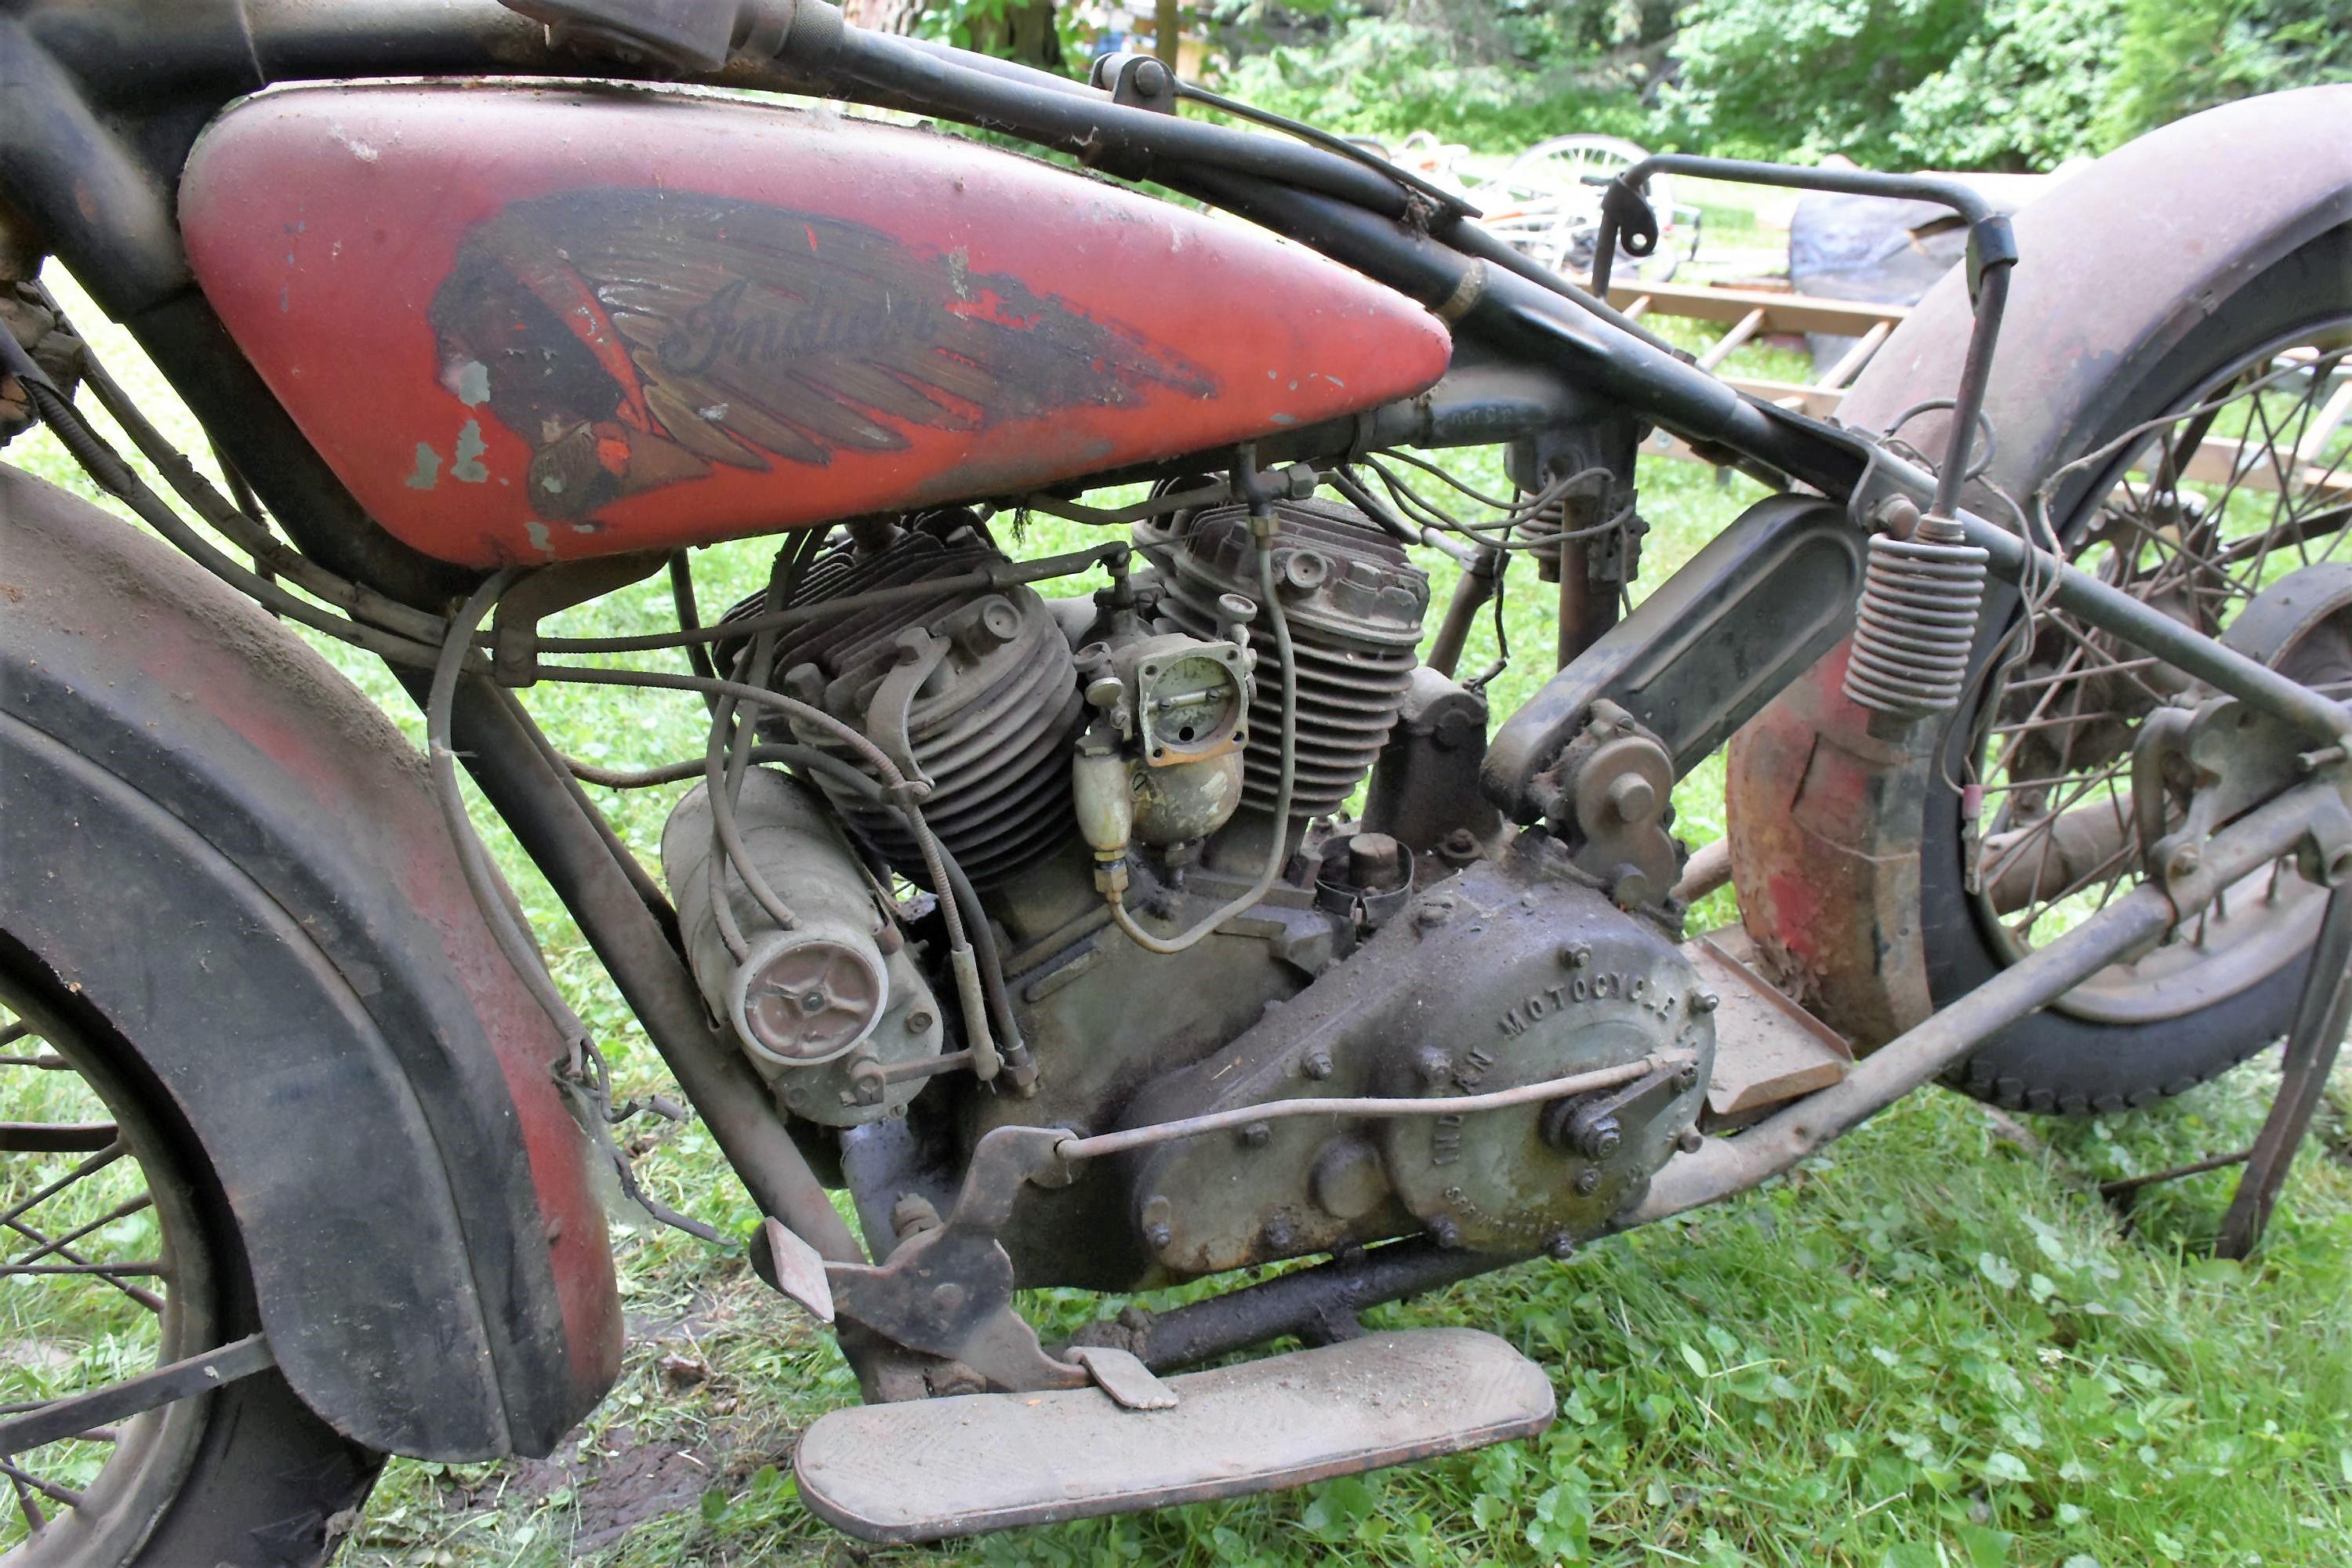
1498, 135, 1676, 281
0, 967, 379, 1565
1907, 231, 2352, 1114
1730, 216, 2352, 1116
1965, 323, 2352, 1020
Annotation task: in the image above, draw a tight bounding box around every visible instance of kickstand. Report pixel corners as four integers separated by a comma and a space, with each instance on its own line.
2214, 883, 2352, 1260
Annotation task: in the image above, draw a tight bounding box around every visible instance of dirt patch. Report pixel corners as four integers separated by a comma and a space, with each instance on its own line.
454, 1426, 750, 1554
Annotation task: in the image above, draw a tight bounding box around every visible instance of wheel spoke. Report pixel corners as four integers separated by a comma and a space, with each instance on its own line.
0, 1461, 81, 1512
0, 1142, 126, 1233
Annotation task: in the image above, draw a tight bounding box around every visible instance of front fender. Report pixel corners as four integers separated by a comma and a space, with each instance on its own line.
0, 462, 622, 1459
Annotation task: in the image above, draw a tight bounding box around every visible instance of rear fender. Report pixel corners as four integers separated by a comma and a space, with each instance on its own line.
0, 462, 622, 1459
1726, 86, 2352, 1045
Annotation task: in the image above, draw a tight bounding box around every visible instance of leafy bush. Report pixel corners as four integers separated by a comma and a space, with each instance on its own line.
2100, 0, 2352, 140
1214, 4, 1657, 152
1662, 0, 2349, 170
1891, 0, 2125, 168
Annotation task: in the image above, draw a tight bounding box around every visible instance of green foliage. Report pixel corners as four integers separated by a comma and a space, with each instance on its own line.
1215, 6, 1656, 152
1665, 0, 2349, 171
2102, 0, 2352, 140
1891, 0, 2126, 168
1663, 0, 1984, 165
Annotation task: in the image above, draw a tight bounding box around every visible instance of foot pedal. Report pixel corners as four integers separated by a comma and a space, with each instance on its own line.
794, 1327, 1553, 1542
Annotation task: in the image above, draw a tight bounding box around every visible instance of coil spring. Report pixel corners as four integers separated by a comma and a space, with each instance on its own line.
1842, 521, 1990, 724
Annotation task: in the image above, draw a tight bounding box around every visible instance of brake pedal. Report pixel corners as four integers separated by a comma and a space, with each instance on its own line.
793, 1327, 1554, 1542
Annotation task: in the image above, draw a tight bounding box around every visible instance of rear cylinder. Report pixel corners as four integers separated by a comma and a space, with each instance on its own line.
1140, 498, 1428, 822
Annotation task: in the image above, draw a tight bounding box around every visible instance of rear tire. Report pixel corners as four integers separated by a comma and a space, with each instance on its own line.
1920, 225, 2348, 1114
1728, 221, 2350, 1115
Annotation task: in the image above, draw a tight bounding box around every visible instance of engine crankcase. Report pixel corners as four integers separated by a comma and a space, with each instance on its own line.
1123, 834, 1714, 1273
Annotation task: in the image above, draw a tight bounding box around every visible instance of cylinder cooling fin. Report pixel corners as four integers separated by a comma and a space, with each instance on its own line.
1140, 498, 1429, 821
728, 521, 1087, 888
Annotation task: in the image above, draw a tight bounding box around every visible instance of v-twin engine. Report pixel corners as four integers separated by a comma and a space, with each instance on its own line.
660, 496, 1713, 1290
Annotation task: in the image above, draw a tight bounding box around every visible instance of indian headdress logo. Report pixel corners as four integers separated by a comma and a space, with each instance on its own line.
428, 191, 1214, 521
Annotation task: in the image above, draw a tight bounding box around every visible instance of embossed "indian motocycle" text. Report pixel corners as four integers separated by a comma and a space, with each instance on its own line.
660, 277, 941, 376
1497, 969, 1676, 1037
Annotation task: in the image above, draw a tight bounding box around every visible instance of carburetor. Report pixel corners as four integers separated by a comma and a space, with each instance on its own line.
1070, 627, 1255, 883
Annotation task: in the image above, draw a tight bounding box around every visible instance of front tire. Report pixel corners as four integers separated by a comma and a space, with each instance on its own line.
0, 957, 380, 1566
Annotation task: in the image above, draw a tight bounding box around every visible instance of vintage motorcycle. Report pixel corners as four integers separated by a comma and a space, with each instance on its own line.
1, 0, 2347, 1556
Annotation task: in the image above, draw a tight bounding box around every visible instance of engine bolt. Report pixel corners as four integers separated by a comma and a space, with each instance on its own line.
1301, 1049, 1335, 1080
1145, 1221, 1174, 1250
1677, 1126, 1704, 1154
1547, 1232, 1577, 1261
931, 1282, 967, 1316
1688, 990, 1719, 1014
1573, 1168, 1603, 1196
2168, 844, 2201, 879
906, 1010, 935, 1034
1238, 1120, 1272, 1149
1261, 1219, 1295, 1254
1414, 1047, 1454, 1087
1426, 1215, 1461, 1249
1676, 1064, 1701, 1092
1560, 942, 1592, 969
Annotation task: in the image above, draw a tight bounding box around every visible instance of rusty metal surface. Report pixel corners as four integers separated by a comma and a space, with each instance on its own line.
794, 1327, 1553, 1542
1683, 927, 1853, 1121
0, 463, 621, 1458
1140, 496, 1430, 822
1123, 838, 1711, 1269
1726, 86, 2352, 1051
178, 82, 1452, 568
1641, 780, 2350, 1225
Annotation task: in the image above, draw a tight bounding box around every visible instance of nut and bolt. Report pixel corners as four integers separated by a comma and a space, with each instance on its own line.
1676, 1063, 1702, 1092
1129, 56, 1172, 96
1607, 773, 1657, 822
1676, 1126, 1705, 1154
1546, 1232, 1577, 1261
1425, 1214, 1461, 1249
1560, 942, 1592, 969
2167, 844, 2201, 879
906, 1010, 935, 1034
1301, 1048, 1335, 1080
1145, 1221, 1174, 1250
1237, 1120, 1273, 1149
1573, 1168, 1603, 1196
930, 1282, 967, 1316
1261, 1219, 1295, 1254
1688, 990, 1719, 1015
1414, 1046, 1455, 1087
1871, 494, 1923, 541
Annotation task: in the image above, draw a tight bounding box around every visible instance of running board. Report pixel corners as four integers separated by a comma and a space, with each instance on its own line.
794, 1327, 1554, 1542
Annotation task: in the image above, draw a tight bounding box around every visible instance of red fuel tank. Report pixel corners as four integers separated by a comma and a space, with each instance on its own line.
180, 84, 1452, 568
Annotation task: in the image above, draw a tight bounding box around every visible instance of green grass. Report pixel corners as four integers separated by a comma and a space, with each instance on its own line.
4, 270, 2347, 1568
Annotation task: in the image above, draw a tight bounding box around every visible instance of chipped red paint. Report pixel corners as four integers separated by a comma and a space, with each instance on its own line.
132, 608, 626, 1413
1726, 636, 1935, 1051
180, 84, 1453, 568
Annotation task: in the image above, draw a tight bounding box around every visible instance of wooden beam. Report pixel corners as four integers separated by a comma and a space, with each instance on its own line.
1578, 275, 1908, 336
1695, 307, 1768, 373
1819, 321, 1893, 390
